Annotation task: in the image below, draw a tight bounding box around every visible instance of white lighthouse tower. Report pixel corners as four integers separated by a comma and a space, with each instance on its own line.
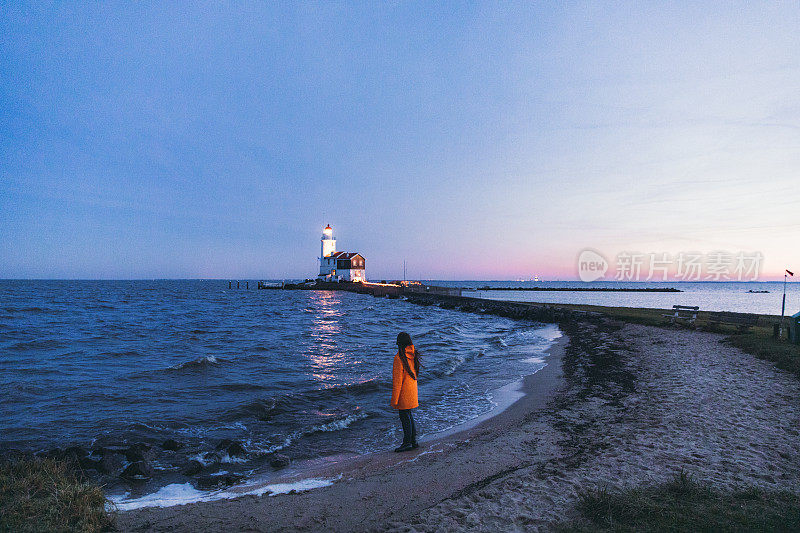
318, 225, 337, 279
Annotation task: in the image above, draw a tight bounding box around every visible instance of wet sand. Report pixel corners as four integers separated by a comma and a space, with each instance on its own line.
116, 317, 800, 532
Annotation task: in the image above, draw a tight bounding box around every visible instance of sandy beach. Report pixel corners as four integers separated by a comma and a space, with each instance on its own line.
114, 314, 800, 532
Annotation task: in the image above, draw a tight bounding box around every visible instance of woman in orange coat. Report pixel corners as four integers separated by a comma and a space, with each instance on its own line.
391, 332, 421, 452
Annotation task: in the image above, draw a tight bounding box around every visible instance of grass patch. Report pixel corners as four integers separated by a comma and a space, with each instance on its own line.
724, 332, 800, 378
559, 472, 800, 532
0, 457, 114, 533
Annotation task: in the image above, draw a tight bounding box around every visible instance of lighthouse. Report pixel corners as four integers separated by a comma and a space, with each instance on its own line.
320, 224, 336, 259
318, 225, 366, 282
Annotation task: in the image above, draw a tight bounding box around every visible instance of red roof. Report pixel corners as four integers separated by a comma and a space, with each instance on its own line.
330, 252, 363, 260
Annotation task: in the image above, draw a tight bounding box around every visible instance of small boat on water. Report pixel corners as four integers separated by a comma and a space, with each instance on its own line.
747, 289, 769, 293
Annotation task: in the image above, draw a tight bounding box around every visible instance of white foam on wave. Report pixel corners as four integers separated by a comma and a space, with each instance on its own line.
509, 324, 561, 365
499, 323, 562, 348
522, 356, 546, 365
188, 452, 210, 466
109, 475, 342, 511
109, 483, 210, 511
218, 452, 248, 464
253, 476, 339, 496
537, 323, 563, 342
313, 411, 368, 433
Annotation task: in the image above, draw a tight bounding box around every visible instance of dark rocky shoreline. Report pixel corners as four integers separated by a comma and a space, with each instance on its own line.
0, 436, 294, 495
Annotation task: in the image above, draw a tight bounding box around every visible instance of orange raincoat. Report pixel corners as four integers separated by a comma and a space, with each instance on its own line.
390, 345, 419, 410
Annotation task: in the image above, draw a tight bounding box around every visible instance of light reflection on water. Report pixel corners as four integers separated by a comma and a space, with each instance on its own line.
307, 291, 345, 385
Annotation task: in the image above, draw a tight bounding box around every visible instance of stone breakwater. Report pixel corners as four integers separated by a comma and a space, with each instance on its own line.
402, 292, 601, 325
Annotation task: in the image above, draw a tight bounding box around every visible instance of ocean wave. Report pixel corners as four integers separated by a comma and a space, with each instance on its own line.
216, 383, 270, 392
3, 306, 53, 314
126, 421, 171, 433
168, 355, 226, 371
5, 382, 48, 395
318, 378, 384, 396
493, 328, 547, 348
252, 410, 368, 455
312, 411, 368, 433
415, 324, 463, 339
419, 340, 453, 349
9, 338, 66, 351
100, 349, 139, 358
229, 397, 280, 421
224, 379, 383, 422
434, 352, 467, 377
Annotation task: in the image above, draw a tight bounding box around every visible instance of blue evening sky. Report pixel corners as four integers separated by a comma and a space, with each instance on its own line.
2, 2, 799, 280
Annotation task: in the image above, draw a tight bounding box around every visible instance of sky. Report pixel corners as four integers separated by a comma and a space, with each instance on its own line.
1, 2, 799, 280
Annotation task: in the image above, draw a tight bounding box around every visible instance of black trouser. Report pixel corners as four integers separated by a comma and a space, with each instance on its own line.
398, 409, 417, 444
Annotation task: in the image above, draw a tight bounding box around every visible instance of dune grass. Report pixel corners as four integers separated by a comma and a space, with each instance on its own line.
560, 472, 800, 532
0, 457, 114, 533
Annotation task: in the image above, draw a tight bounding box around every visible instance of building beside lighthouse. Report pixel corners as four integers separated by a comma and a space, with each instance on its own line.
318, 225, 366, 282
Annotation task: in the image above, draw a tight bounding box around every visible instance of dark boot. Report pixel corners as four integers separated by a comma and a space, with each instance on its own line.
396, 409, 414, 452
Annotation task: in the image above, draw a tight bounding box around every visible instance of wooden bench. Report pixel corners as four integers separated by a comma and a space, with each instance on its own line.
662, 305, 699, 326
706, 311, 760, 332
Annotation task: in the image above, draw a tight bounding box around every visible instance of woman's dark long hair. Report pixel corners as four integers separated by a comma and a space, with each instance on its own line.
396, 331, 421, 380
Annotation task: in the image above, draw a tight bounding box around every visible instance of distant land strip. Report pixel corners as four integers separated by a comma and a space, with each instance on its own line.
467, 287, 682, 292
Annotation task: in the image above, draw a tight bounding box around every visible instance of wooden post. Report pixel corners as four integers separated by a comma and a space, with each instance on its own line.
229, 281, 231, 289
237, 281, 240, 289
246, 281, 249, 289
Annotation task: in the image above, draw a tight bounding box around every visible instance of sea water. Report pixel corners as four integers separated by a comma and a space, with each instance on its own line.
435, 280, 800, 315
0, 280, 560, 503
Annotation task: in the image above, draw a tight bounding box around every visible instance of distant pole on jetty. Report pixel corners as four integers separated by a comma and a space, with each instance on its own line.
782, 269, 794, 337
403, 260, 407, 283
